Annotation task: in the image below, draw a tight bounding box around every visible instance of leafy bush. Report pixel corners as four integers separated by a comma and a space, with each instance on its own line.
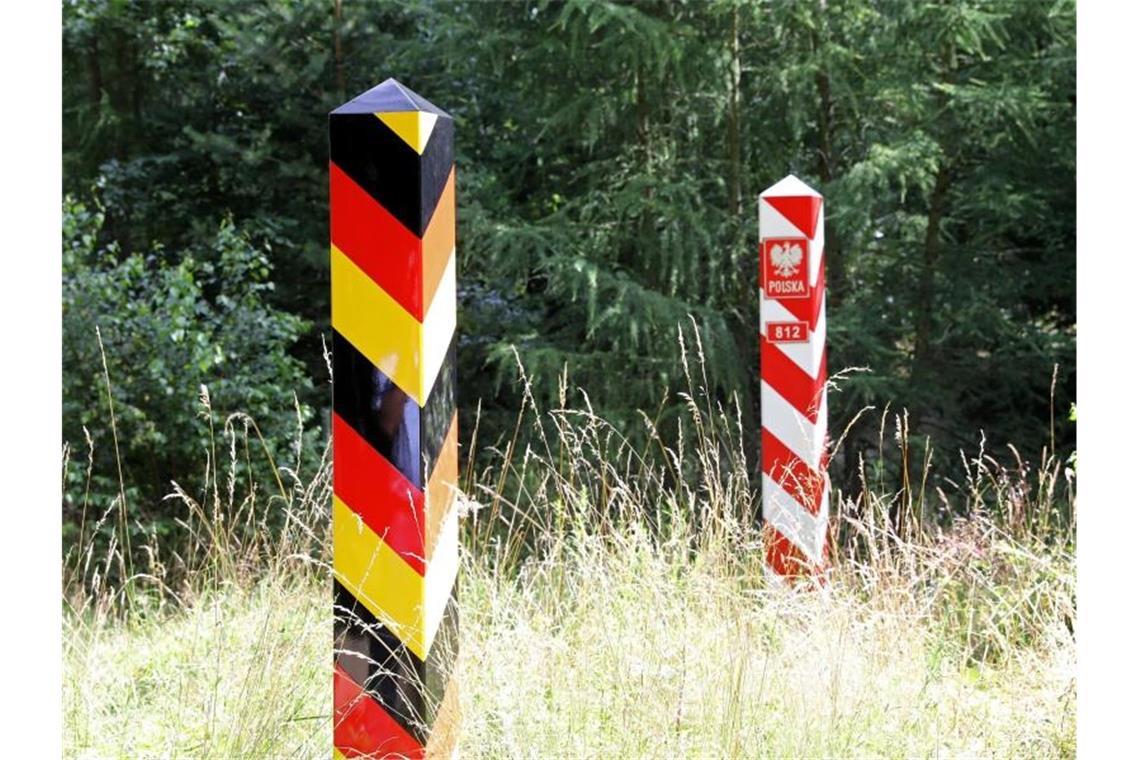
62, 196, 317, 554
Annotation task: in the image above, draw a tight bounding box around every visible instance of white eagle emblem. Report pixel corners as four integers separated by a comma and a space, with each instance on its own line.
769, 242, 804, 278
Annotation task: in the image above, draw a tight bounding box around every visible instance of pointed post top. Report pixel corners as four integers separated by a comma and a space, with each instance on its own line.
760, 174, 821, 198
759, 174, 823, 240
331, 78, 453, 118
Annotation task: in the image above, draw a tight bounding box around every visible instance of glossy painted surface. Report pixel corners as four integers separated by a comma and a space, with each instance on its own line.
330, 78, 460, 756
334, 663, 424, 758
331, 411, 459, 577
332, 332, 456, 489
332, 495, 457, 660
329, 112, 453, 237
332, 243, 452, 407
329, 163, 456, 323
334, 580, 459, 744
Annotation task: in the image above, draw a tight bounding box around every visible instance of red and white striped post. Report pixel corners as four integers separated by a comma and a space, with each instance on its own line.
758, 176, 828, 579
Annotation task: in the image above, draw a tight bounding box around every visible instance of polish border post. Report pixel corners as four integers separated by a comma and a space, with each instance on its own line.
758, 176, 828, 580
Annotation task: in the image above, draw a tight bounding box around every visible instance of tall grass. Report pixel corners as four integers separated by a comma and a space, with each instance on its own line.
62, 334, 1075, 758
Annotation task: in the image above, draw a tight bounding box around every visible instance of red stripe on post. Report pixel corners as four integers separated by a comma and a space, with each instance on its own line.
334, 664, 425, 759
332, 412, 427, 576
761, 427, 826, 516
762, 195, 822, 239
760, 336, 827, 421
764, 526, 827, 579
330, 161, 425, 321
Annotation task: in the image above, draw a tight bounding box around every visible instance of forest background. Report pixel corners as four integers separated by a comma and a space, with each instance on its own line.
60, 0, 1076, 552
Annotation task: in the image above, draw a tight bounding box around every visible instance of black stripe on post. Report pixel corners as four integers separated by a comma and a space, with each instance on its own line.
329, 115, 454, 237
334, 580, 460, 744
421, 333, 457, 478
332, 330, 458, 489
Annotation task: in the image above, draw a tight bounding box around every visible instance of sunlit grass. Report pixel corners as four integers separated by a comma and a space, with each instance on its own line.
65, 576, 329, 758
62, 343, 1075, 758
63, 518, 1074, 758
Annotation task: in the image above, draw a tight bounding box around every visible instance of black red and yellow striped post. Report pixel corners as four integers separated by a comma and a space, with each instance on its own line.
329, 79, 460, 759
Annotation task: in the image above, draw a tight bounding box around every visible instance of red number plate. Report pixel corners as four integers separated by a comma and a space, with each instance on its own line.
766, 320, 809, 344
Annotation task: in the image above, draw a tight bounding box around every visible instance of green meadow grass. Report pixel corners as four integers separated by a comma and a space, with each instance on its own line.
63, 358, 1075, 758
63, 520, 1076, 758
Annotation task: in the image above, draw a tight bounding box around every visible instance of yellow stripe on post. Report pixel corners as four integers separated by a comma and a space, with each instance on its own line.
332, 495, 459, 661
331, 244, 425, 403
375, 110, 439, 155
332, 78, 460, 756
331, 243, 456, 407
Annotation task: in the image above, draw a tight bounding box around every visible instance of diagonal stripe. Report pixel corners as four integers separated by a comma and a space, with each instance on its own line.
809, 225, 824, 288
334, 496, 459, 660
330, 163, 456, 324
760, 380, 827, 469
422, 252, 457, 404
420, 335, 457, 479
334, 495, 424, 655
759, 292, 827, 379
761, 554, 787, 585
333, 331, 458, 491
334, 663, 424, 758
759, 197, 802, 241
332, 244, 456, 407
332, 409, 457, 579
424, 415, 459, 563
331, 161, 426, 321
760, 336, 827, 421
762, 472, 828, 564
424, 676, 461, 759
422, 501, 460, 658
334, 413, 427, 576
329, 113, 454, 237
335, 580, 459, 745
760, 189, 824, 286
763, 194, 822, 242
762, 426, 825, 516
421, 171, 455, 315
332, 244, 424, 403
414, 117, 456, 238
764, 524, 826, 578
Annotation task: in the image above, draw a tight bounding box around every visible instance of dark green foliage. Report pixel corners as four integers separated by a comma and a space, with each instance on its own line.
62, 0, 1075, 543
62, 196, 315, 547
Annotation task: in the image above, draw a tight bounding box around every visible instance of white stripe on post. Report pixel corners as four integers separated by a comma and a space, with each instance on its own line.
759, 175, 829, 579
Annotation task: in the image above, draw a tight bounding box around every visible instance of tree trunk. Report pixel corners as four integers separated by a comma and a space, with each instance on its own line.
86, 37, 103, 108
633, 65, 655, 272
913, 163, 952, 375
111, 28, 130, 160
726, 5, 743, 217
333, 0, 346, 95
812, 1, 845, 305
